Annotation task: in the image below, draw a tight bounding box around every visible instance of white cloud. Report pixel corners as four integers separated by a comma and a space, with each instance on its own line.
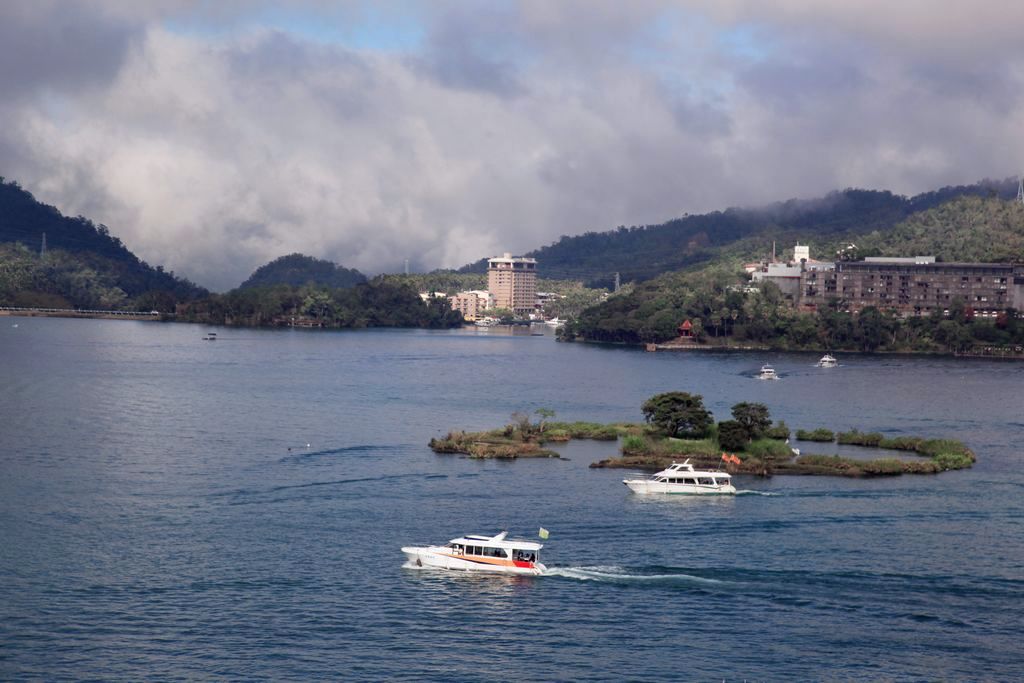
1, 2, 1023, 290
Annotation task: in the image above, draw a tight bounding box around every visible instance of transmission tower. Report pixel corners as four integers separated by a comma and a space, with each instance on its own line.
40, 232, 46, 258
614, 272, 620, 292
1018, 176, 1024, 205
404, 258, 410, 275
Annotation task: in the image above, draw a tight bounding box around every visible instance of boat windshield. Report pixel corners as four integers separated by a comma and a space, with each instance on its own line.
513, 549, 539, 563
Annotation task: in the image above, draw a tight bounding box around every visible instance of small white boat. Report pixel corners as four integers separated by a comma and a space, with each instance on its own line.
623, 460, 736, 495
402, 531, 545, 575
474, 317, 499, 327
544, 317, 565, 327
816, 354, 838, 367
758, 364, 779, 380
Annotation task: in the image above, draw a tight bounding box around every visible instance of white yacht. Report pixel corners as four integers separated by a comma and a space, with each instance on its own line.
402, 531, 545, 575
544, 317, 565, 327
623, 460, 736, 495
474, 317, 500, 327
758, 364, 779, 380
816, 354, 838, 367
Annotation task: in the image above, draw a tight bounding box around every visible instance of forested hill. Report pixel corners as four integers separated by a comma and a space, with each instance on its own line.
460, 178, 1019, 287
857, 195, 1024, 263
0, 178, 206, 307
238, 253, 366, 290
563, 195, 1024, 349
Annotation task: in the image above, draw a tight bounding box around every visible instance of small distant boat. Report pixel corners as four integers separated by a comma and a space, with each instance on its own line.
474, 317, 499, 327
816, 354, 838, 367
544, 317, 565, 327
623, 460, 736, 495
758, 364, 779, 380
402, 531, 545, 575
202, 332, 218, 341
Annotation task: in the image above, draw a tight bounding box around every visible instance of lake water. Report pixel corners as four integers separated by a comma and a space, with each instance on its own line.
1, 318, 1022, 680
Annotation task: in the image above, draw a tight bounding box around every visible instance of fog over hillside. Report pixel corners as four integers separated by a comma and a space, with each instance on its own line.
1, 1, 1022, 290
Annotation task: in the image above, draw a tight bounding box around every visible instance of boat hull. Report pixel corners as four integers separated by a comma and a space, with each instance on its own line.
623, 480, 736, 495
402, 546, 546, 575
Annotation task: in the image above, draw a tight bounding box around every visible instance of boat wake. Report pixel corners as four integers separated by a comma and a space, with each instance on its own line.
734, 490, 781, 496
543, 565, 726, 586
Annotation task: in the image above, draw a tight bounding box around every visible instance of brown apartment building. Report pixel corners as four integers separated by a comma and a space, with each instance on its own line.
487, 253, 537, 316
800, 257, 1024, 317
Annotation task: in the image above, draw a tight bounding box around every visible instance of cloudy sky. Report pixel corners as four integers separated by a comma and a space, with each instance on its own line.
2, 1, 1022, 290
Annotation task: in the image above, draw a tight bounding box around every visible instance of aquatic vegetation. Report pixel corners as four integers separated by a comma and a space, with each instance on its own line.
795, 428, 835, 442
765, 421, 791, 440
428, 431, 559, 459
434, 398, 975, 474
837, 430, 884, 447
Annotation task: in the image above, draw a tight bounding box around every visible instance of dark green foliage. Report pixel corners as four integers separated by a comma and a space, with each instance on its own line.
765, 421, 790, 440
744, 438, 794, 460
641, 392, 712, 438
795, 454, 857, 470
731, 402, 772, 440
717, 420, 748, 451
876, 436, 924, 451
856, 195, 1024, 263
916, 438, 971, 458
837, 430, 884, 447
566, 193, 1024, 351
369, 271, 486, 295
932, 452, 974, 471
239, 253, 366, 290
178, 278, 464, 330
621, 435, 648, 455
796, 428, 835, 442
544, 421, 634, 440
859, 458, 905, 476
0, 179, 206, 306
459, 180, 1018, 287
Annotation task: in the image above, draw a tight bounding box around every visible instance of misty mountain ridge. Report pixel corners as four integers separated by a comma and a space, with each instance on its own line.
0, 177, 206, 306
567, 194, 1024, 346
238, 253, 366, 290
459, 177, 1020, 287
2, 174, 1020, 312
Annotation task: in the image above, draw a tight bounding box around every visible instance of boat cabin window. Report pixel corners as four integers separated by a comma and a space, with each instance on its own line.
683, 478, 696, 484
713, 477, 729, 485
482, 547, 508, 558
450, 543, 464, 554
514, 550, 539, 563
698, 477, 714, 485
655, 476, 667, 482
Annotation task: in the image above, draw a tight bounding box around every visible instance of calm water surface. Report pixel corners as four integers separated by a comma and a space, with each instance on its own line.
1, 318, 1022, 680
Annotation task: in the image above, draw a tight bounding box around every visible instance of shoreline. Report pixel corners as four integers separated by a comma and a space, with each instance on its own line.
565, 336, 1024, 361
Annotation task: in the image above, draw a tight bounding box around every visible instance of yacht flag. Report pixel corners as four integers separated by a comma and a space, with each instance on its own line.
538, 527, 549, 539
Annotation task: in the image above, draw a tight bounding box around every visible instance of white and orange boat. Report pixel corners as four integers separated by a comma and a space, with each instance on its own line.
402, 531, 546, 575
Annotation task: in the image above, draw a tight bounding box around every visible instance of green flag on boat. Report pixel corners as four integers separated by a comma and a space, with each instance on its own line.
538, 527, 549, 539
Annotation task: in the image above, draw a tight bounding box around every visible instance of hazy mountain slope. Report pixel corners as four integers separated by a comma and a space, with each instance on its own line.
460, 178, 1018, 287
858, 196, 1024, 263
569, 195, 1024, 345
0, 178, 206, 302
238, 253, 366, 290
